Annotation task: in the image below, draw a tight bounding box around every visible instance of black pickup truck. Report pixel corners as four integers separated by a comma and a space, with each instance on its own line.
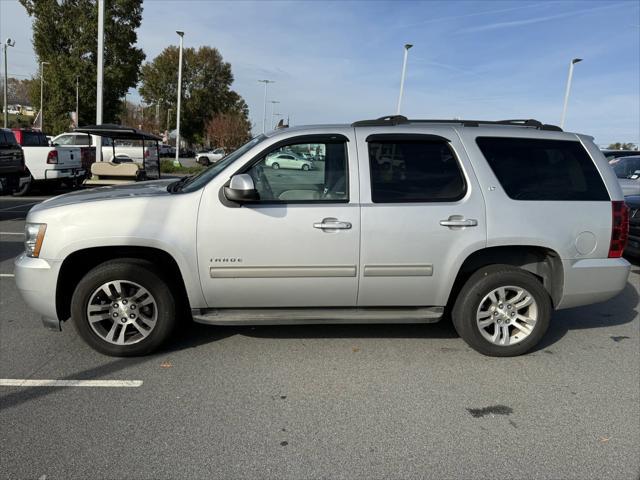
0, 128, 29, 195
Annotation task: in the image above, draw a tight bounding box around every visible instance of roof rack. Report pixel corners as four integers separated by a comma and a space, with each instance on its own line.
351, 115, 563, 132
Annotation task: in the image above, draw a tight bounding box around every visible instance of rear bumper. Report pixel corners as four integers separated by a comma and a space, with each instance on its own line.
557, 257, 631, 309
14, 253, 62, 329
44, 168, 85, 180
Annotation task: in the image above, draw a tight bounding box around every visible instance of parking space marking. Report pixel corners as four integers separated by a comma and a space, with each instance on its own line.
0, 379, 143, 388
0, 202, 38, 212
0, 232, 24, 235
0, 274, 15, 278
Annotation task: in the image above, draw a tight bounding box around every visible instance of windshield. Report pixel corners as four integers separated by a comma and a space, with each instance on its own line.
612, 157, 640, 179
177, 135, 267, 193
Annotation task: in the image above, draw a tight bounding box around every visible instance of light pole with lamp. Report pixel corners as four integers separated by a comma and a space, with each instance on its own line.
174, 30, 184, 167
3, 37, 16, 128
39, 61, 49, 131
396, 43, 413, 115
269, 100, 280, 129
560, 58, 582, 129
258, 79, 275, 133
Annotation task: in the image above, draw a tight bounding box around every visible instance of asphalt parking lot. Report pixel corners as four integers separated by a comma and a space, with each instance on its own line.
1, 194, 639, 480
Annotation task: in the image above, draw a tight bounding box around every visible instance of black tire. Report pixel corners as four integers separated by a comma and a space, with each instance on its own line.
271, 162, 280, 170
12, 177, 32, 197
71, 259, 177, 356
301, 164, 310, 171
452, 265, 551, 357
199, 157, 210, 166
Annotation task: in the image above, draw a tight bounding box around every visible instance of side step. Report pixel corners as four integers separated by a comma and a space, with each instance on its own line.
191, 307, 444, 326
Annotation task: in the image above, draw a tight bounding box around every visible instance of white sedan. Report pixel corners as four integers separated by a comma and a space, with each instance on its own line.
196, 148, 226, 165
265, 153, 314, 171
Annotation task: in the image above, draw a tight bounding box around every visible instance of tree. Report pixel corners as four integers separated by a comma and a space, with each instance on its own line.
205, 112, 252, 151
607, 142, 637, 151
139, 46, 249, 145
20, 0, 145, 134
4, 77, 37, 105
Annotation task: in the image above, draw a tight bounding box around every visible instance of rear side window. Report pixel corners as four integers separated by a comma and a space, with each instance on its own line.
0, 131, 18, 146
368, 139, 466, 203
476, 137, 609, 201
21, 131, 48, 146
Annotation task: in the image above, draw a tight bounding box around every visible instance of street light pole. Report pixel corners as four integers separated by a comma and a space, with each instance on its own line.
75, 75, 79, 128
3, 38, 16, 128
396, 43, 413, 115
39, 61, 49, 131
95, 0, 104, 161
174, 30, 184, 167
269, 100, 280, 129
560, 58, 583, 129
167, 108, 172, 132
258, 79, 274, 133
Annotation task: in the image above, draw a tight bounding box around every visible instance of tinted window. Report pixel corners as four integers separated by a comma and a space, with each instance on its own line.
476, 137, 609, 201
612, 157, 640, 179
21, 131, 48, 146
74, 134, 92, 146
246, 140, 348, 202
368, 140, 466, 203
0, 131, 18, 146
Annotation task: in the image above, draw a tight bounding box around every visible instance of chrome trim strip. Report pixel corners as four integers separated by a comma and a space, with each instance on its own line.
210, 265, 357, 278
363, 264, 433, 277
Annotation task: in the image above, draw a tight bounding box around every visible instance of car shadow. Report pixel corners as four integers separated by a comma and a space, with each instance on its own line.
0, 241, 23, 263
534, 279, 639, 351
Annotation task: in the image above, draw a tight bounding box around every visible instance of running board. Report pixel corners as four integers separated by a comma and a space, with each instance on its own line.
191, 307, 444, 326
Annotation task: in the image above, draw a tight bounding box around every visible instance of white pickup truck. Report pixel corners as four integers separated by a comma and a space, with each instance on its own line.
12, 129, 85, 196
52, 132, 158, 164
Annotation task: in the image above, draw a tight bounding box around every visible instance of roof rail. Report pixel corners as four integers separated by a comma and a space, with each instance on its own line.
351, 116, 562, 131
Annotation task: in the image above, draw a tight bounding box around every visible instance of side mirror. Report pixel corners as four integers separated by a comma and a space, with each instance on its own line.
224, 174, 259, 203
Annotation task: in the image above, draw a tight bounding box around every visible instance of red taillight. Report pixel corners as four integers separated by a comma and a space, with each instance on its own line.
46, 150, 58, 164
608, 201, 629, 258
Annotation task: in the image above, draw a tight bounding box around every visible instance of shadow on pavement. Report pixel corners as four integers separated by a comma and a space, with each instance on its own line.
535, 279, 639, 351
0, 241, 23, 263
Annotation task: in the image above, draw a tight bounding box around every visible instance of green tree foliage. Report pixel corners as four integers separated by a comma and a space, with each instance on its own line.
139, 46, 250, 144
4, 77, 37, 105
20, 0, 145, 134
607, 142, 637, 151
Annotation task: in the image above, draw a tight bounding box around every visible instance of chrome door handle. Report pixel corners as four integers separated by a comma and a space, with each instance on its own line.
313, 218, 352, 230
440, 218, 478, 227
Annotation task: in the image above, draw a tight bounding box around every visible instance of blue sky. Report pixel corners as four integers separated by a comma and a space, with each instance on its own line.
1, 0, 639, 145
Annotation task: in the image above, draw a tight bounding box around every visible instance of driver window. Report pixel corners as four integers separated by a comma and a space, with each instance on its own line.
246, 140, 348, 202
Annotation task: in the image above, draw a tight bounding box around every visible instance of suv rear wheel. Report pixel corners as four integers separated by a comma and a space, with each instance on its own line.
71, 259, 177, 356
452, 265, 551, 357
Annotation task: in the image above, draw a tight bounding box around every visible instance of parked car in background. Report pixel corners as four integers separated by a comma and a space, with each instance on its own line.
158, 144, 175, 157
0, 128, 30, 195
196, 148, 226, 166
11, 128, 84, 196
602, 149, 639, 162
624, 195, 640, 258
265, 152, 314, 170
610, 155, 640, 196
52, 132, 113, 162
178, 148, 195, 158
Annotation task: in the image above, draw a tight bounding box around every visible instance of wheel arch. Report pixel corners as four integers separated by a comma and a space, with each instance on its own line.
56, 246, 191, 322
446, 245, 564, 309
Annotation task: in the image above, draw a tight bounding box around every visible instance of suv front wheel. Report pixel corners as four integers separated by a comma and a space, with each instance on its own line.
452, 265, 551, 357
71, 259, 177, 356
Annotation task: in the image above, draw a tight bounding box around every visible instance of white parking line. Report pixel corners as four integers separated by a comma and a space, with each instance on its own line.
0, 274, 15, 278
0, 202, 38, 212
0, 232, 24, 235
0, 379, 143, 388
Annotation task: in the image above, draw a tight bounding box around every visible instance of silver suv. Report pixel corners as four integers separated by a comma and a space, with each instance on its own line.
15, 116, 631, 357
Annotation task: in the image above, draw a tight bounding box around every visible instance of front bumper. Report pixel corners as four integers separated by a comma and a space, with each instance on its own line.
14, 253, 63, 330
557, 257, 631, 309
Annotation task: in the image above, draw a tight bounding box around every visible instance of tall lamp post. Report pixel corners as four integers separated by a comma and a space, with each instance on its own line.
396, 43, 413, 115
258, 79, 275, 133
39, 61, 49, 131
174, 30, 184, 167
3, 38, 16, 128
269, 100, 280, 129
95, 0, 104, 161
560, 58, 582, 129
75, 75, 79, 128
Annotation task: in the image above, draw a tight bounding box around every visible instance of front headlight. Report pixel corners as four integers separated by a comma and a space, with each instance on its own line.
25, 223, 47, 258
